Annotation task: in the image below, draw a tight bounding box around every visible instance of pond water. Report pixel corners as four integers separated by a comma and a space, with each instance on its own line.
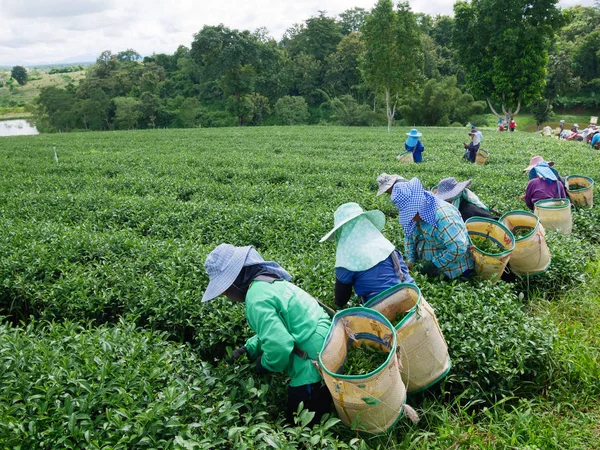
0, 119, 39, 137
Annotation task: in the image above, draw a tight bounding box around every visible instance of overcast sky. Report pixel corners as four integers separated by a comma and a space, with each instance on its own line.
0, 0, 595, 65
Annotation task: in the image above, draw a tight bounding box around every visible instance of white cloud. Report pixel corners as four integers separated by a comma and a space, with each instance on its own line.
0, 0, 596, 65
3, 0, 115, 18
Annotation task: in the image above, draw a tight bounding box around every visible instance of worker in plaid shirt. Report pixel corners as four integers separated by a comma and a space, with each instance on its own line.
382, 177, 473, 279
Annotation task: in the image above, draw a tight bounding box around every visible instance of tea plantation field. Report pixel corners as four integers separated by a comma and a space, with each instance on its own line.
1, 126, 599, 448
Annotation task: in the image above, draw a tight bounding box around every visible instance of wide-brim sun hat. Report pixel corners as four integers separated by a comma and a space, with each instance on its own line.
202, 244, 253, 302
376, 173, 406, 196
435, 177, 472, 201
406, 128, 422, 137
320, 202, 385, 242
522, 156, 554, 173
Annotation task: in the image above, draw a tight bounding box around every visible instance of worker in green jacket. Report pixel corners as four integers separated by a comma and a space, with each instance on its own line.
202, 243, 332, 425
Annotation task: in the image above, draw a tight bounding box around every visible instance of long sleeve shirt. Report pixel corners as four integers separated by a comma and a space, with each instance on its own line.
244, 280, 331, 387
404, 202, 473, 279
334, 250, 415, 306
525, 178, 567, 210
405, 140, 424, 163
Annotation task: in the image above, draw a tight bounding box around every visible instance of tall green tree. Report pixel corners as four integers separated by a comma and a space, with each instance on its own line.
94, 51, 118, 78
116, 49, 141, 62
282, 12, 343, 61
324, 32, 366, 97
399, 76, 485, 126
36, 86, 77, 131
113, 97, 141, 130
453, 0, 563, 119
339, 8, 368, 35
191, 25, 263, 125
11, 66, 28, 86
361, 0, 423, 132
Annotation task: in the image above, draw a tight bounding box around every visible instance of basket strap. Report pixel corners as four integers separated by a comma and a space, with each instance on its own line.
391, 251, 406, 282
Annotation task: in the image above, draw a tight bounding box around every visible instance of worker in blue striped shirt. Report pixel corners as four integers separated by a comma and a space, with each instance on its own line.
384, 177, 474, 279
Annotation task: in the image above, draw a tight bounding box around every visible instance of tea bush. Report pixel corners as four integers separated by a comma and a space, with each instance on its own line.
418, 276, 557, 402
0, 319, 362, 449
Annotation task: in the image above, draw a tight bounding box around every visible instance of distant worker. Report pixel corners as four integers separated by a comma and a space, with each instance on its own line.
320, 201, 414, 308
384, 177, 473, 279
434, 177, 498, 221
202, 244, 332, 426
463, 127, 481, 163
405, 128, 425, 163
559, 120, 565, 133
571, 123, 579, 133
509, 118, 516, 132
591, 131, 600, 149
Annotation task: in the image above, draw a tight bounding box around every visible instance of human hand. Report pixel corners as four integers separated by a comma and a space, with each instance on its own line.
230, 346, 247, 363
518, 194, 526, 200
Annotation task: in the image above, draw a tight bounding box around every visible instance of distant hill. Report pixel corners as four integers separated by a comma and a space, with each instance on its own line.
0, 54, 97, 69
28, 61, 94, 70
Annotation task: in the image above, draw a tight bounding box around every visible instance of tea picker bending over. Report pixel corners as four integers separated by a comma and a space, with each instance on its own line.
405, 128, 425, 163
520, 158, 566, 210
320, 201, 414, 308
434, 177, 498, 221
202, 244, 332, 426
463, 127, 482, 163
384, 177, 473, 279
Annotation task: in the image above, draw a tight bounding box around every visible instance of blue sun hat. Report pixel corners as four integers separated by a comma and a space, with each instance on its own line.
320, 203, 394, 271
202, 244, 291, 302
391, 177, 439, 238
405, 128, 422, 147
435, 177, 472, 201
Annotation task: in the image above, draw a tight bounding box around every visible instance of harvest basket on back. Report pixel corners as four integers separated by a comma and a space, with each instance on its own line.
566, 175, 594, 207
466, 217, 515, 282
363, 283, 450, 393
475, 148, 489, 165
500, 210, 551, 275
397, 151, 414, 163
533, 198, 572, 235
318, 308, 407, 434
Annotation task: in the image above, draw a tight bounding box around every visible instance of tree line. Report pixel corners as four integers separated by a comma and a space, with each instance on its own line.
33, 0, 600, 133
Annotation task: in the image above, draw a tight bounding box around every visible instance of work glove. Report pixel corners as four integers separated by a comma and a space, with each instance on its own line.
255, 355, 268, 374
230, 346, 247, 364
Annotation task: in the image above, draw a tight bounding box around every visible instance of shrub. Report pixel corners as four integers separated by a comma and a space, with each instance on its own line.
419, 276, 557, 403
0, 319, 360, 449
515, 231, 596, 299
328, 95, 378, 126
274, 96, 309, 125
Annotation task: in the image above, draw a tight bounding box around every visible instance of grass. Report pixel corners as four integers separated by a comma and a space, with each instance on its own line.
0, 69, 86, 110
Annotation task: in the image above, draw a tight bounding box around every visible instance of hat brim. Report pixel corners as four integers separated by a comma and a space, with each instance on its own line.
377, 182, 393, 196
201, 245, 252, 302
320, 210, 385, 242
405, 132, 423, 137
435, 179, 472, 201
376, 176, 406, 196
522, 161, 554, 173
